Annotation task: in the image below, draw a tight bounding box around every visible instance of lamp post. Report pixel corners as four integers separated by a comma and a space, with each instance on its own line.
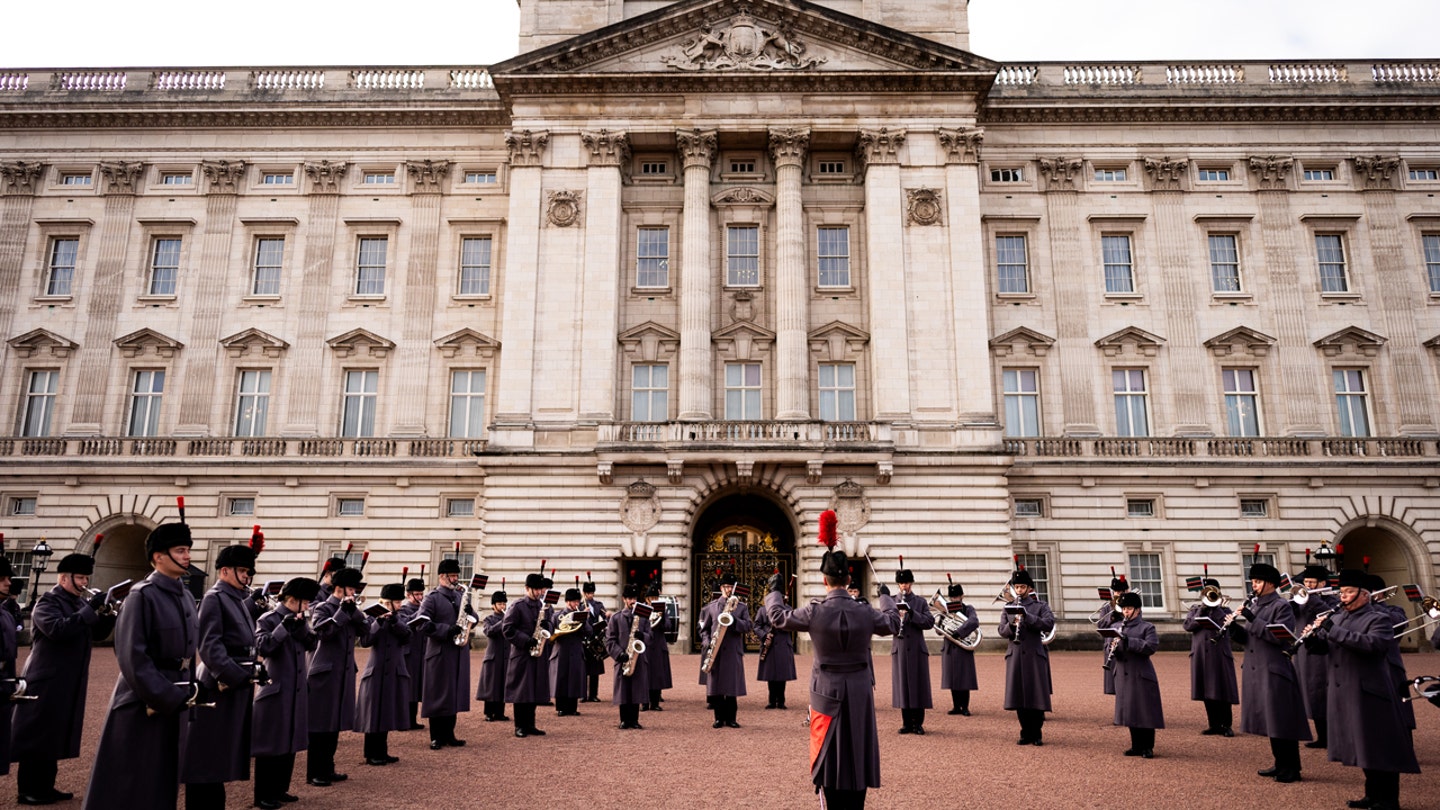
1313, 541, 1340, 572
25, 538, 53, 616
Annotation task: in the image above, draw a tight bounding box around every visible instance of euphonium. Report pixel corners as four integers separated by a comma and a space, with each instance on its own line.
930, 593, 983, 650
701, 593, 740, 674
1187, 584, 1230, 610
622, 604, 649, 677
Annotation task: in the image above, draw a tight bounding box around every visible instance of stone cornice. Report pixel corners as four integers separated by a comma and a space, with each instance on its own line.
494, 71, 993, 97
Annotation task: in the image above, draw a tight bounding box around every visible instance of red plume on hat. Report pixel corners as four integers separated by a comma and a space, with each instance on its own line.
250, 525, 264, 556
92, 533, 105, 555
818, 509, 838, 549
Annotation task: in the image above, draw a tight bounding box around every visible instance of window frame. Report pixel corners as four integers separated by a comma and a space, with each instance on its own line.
1421, 232, 1440, 296
457, 236, 494, 297
1092, 167, 1128, 182
57, 171, 93, 187
1013, 550, 1052, 605
1315, 232, 1350, 295
1332, 367, 1372, 437
258, 170, 295, 186
1125, 549, 1167, 610
631, 364, 669, 423
360, 170, 397, 186
227, 495, 257, 517
445, 497, 476, 519
126, 368, 167, 437
1112, 367, 1150, 437
994, 233, 1030, 295
335, 497, 366, 517
353, 235, 389, 298
1221, 367, 1262, 437
1196, 167, 1232, 182
989, 167, 1025, 183
9, 496, 38, 517
340, 368, 379, 438
158, 170, 195, 187
723, 362, 763, 420
250, 236, 285, 298
146, 236, 184, 297
19, 368, 59, 438
1012, 495, 1048, 519
1101, 232, 1136, 295
447, 368, 487, 439
725, 224, 761, 288
816, 225, 851, 289
462, 169, 499, 185
817, 362, 856, 422
233, 369, 272, 438
1207, 233, 1242, 294
1302, 166, 1337, 182
44, 236, 80, 298
1002, 367, 1041, 438
635, 226, 670, 289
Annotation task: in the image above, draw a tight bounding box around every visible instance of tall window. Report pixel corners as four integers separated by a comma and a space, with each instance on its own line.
631, 365, 668, 422
149, 238, 182, 295
440, 549, 476, 582
5, 550, 33, 606
817, 226, 850, 287
1014, 552, 1049, 603
252, 237, 283, 296
817, 363, 856, 421
1208, 234, 1241, 292
1002, 368, 1040, 437
341, 370, 378, 437
1333, 369, 1370, 437
726, 226, 759, 286
234, 370, 271, 437
127, 370, 165, 437
1241, 550, 1277, 595
995, 235, 1029, 294
724, 363, 762, 420
356, 237, 387, 295
1112, 369, 1149, 437
46, 238, 78, 296
1315, 234, 1348, 293
1102, 234, 1134, 293
1127, 552, 1164, 609
636, 228, 669, 288
448, 370, 486, 438
21, 370, 58, 437
459, 237, 492, 295
1423, 234, 1440, 294
1222, 368, 1261, 437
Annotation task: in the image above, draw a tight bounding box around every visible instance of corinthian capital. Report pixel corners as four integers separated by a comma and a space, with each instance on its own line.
304, 160, 349, 193
675, 128, 718, 170
581, 129, 631, 167
506, 129, 549, 168
201, 160, 248, 194
936, 127, 984, 165
406, 159, 452, 192
0, 161, 46, 196
99, 161, 146, 195
1038, 157, 1084, 191
1141, 156, 1189, 192
856, 128, 906, 169
1247, 155, 1293, 191
1352, 155, 1401, 191
767, 127, 810, 168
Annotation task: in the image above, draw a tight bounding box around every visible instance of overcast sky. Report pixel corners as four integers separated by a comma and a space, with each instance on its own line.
3, 0, 1435, 68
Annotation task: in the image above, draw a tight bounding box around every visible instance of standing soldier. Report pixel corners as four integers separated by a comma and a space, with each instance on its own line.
642, 581, 673, 712
999, 566, 1054, 746
754, 581, 796, 710
1229, 562, 1311, 783
606, 583, 651, 729
181, 536, 263, 809
251, 577, 321, 810
419, 558, 471, 749
891, 566, 935, 734
0, 556, 19, 785
938, 581, 979, 717
10, 547, 116, 804
1367, 575, 1416, 736
83, 520, 199, 810
699, 573, 751, 729
394, 576, 427, 730
305, 567, 373, 787
501, 573, 552, 737
549, 587, 590, 717
356, 583, 411, 766
581, 579, 607, 703
1108, 592, 1164, 758
1291, 563, 1338, 748
476, 588, 509, 721
1181, 576, 1238, 736
1096, 574, 1129, 697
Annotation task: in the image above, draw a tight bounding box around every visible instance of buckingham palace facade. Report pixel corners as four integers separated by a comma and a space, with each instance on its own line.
1, 0, 1438, 649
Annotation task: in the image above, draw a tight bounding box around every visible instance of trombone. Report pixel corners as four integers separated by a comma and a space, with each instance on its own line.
1290, 584, 1336, 606
1186, 584, 1230, 610
1393, 596, 1440, 639
1402, 675, 1440, 704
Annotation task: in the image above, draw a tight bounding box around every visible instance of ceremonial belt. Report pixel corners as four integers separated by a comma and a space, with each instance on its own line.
818, 662, 867, 673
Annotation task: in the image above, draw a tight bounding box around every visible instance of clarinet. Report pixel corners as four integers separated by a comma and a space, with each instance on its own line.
1211, 595, 1255, 644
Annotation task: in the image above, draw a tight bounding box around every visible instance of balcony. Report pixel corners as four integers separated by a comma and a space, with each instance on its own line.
1001, 436, 1440, 460
0, 436, 488, 460
598, 421, 892, 451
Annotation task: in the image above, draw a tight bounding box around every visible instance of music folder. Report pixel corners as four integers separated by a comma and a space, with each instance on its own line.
470, 573, 490, 590
543, 590, 562, 605
633, 602, 654, 619
363, 603, 390, 619
107, 579, 135, 602
263, 580, 285, 597
1003, 604, 1025, 615
1193, 615, 1224, 631
1096, 626, 1122, 638
405, 613, 431, 627
1266, 624, 1298, 644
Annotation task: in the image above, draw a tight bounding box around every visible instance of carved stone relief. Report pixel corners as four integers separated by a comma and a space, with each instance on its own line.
729, 290, 756, 324
0, 161, 45, 195
675, 129, 718, 169
405, 159, 452, 192
303, 160, 349, 193
201, 160, 247, 194
581, 129, 631, 167
1142, 156, 1188, 191
1352, 155, 1401, 190
906, 188, 943, 226
546, 190, 583, 227
1247, 155, 1293, 191
662, 12, 826, 72
828, 479, 872, 540
506, 129, 549, 168
856, 128, 905, 169
621, 480, 662, 534
767, 127, 810, 167
936, 127, 984, 165
1038, 157, 1083, 191
99, 161, 146, 195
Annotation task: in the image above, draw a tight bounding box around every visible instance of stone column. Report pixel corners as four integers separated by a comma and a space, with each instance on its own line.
391, 159, 451, 437
1039, 157, 1097, 435
491, 130, 549, 446
578, 129, 630, 423
280, 160, 347, 436
676, 129, 717, 421
769, 127, 811, 421
858, 128, 910, 420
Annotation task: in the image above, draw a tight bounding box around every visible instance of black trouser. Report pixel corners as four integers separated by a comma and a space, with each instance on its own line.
254, 754, 296, 803
619, 703, 640, 726
306, 731, 338, 779
950, 689, 970, 711
900, 707, 925, 730
514, 703, 538, 732
586, 673, 601, 701
429, 713, 458, 744
1128, 727, 1155, 752
1362, 769, 1400, 805
1311, 717, 1328, 744
712, 695, 738, 723
363, 732, 389, 760
555, 696, 578, 714
1203, 699, 1233, 730
1017, 708, 1045, 741
822, 786, 867, 810
1269, 737, 1301, 771
648, 688, 663, 707
484, 700, 505, 719
767, 681, 787, 707
184, 782, 225, 810
16, 757, 58, 797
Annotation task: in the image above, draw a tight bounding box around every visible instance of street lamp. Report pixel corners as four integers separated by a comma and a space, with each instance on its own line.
25, 538, 53, 615
1313, 541, 1340, 571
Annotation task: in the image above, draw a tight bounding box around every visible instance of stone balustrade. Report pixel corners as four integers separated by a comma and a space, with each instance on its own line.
1002, 436, 1439, 459
0, 66, 496, 98
988, 58, 1438, 93
598, 421, 891, 448
0, 436, 488, 460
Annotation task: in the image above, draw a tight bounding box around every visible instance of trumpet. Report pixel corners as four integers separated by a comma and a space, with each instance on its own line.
1187, 585, 1230, 610
1088, 597, 1121, 624
1290, 584, 1336, 606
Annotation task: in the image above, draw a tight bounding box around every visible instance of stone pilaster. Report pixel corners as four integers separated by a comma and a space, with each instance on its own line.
769, 126, 810, 421
68, 192, 139, 433
1254, 188, 1326, 434
858, 128, 910, 419
491, 131, 551, 444
1042, 185, 1097, 434
579, 130, 629, 422
941, 143, 998, 429
0, 163, 44, 423
1151, 188, 1207, 435
676, 128, 717, 421
391, 160, 452, 436
174, 180, 243, 435
281, 170, 345, 436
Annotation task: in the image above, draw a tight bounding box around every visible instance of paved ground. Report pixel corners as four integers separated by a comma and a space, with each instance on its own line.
24, 648, 1440, 809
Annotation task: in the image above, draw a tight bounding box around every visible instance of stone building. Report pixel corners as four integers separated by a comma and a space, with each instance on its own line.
1, 0, 1437, 648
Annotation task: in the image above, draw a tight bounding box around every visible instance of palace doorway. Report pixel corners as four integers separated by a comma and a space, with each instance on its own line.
689, 493, 796, 653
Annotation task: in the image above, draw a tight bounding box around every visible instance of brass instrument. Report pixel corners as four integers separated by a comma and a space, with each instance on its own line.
550, 609, 589, 641
1290, 584, 1336, 606
622, 603, 651, 677
146, 682, 215, 716
529, 593, 554, 658
701, 592, 740, 674
1370, 585, 1399, 603
1187, 584, 1230, 610
1088, 596, 1121, 624
1402, 675, 1440, 704
83, 580, 132, 617
453, 586, 479, 648
991, 582, 1017, 605
4, 678, 38, 702
1393, 596, 1440, 639
1102, 619, 1127, 671
930, 593, 983, 650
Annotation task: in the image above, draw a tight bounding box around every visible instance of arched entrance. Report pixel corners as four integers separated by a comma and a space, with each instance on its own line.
690, 493, 796, 653
1335, 521, 1433, 651
88, 517, 155, 594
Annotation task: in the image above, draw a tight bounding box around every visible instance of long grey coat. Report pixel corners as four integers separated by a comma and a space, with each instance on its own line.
395, 599, 426, 703
1182, 603, 1238, 703
939, 603, 979, 691
251, 604, 317, 757
754, 604, 796, 682
999, 594, 1054, 712
1233, 590, 1311, 741
699, 596, 751, 697
355, 612, 411, 734
644, 605, 675, 689
11, 585, 114, 763
419, 586, 471, 717
1110, 616, 1165, 729
548, 608, 590, 700
307, 595, 374, 733
605, 606, 651, 704
502, 595, 552, 704
1097, 606, 1123, 694
766, 589, 899, 791
1313, 602, 1420, 773
0, 601, 18, 774
891, 590, 934, 709
1291, 593, 1339, 722
83, 572, 197, 810
181, 580, 256, 784
1376, 601, 1415, 729
475, 611, 507, 703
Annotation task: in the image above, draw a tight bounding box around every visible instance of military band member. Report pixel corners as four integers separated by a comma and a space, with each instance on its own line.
318, 556, 346, 600
642, 582, 674, 712
502, 573, 553, 737
550, 588, 590, 716
1292, 564, 1339, 748
891, 567, 935, 735
1109, 592, 1164, 758
305, 566, 372, 786
699, 572, 751, 729
252, 577, 321, 810
1367, 575, 1416, 734
606, 583, 651, 729
581, 580, 607, 703
181, 540, 262, 809
83, 522, 199, 810
1301, 569, 1420, 810
999, 568, 1054, 746
1096, 575, 1129, 696
0, 557, 19, 783
477, 589, 509, 721
10, 550, 115, 805
356, 583, 411, 766
1181, 577, 1238, 736
754, 585, 796, 710
395, 577, 427, 730
419, 558, 471, 748
1229, 562, 1311, 783
939, 582, 979, 717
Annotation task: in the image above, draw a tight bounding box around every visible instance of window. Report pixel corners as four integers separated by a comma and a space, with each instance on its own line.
252, 237, 283, 296
1126, 498, 1156, 518
1333, 369, 1371, 437
228, 497, 256, 516
818, 363, 856, 421
1198, 168, 1230, 181
361, 172, 396, 185
729, 159, 756, 173
464, 171, 497, 184
149, 238, 182, 296
726, 226, 759, 287
448, 370, 486, 438
1102, 234, 1135, 293
817, 226, 850, 288
990, 167, 1024, 182
1014, 553, 1049, 603
1013, 498, 1045, 518
631, 365, 668, 422
1094, 168, 1127, 182
234, 370, 271, 437
1423, 234, 1440, 294
1315, 234, 1349, 293
1208, 234, 1241, 293
45, 237, 78, 296
446, 498, 475, 518
440, 549, 476, 582
260, 172, 293, 185
1002, 368, 1041, 437
639, 161, 668, 176
995, 235, 1029, 294
817, 160, 846, 175
10, 497, 37, 516
636, 228, 669, 288
127, 370, 165, 437
1242, 550, 1277, 595
341, 370, 378, 437
1303, 168, 1335, 181
1222, 368, 1261, 437
59, 172, 92, 186
355, 237, 387, 296
337, 498, 365, 517
160, 172, 193, 185
1127, 552, 1164, 608
724, 363, 762, 420
459, 237, 492, 295
5, 550, 33, 604
1409, 168, 1439, 181
1239, 498, 1269, 518
21, 370, 59, 438
1113, 369, 1149, 437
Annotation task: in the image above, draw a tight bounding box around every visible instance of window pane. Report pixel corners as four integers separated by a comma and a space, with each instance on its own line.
1333, 369, 1370, 437
1127, 553, 1164, 608
996, 235, 1028, 293
47, 238, 78, 296
817, 226, 850, 287
637, 228, 669, 288
448, 369, 485, 438
1316, 234, 1348, 293
459, 237, 492, 295
150, 239, 181, 295
631, 364, 667, 422
128, 370, 165, 436
342, 370, 377, 437
356, 237, 387, 295
234, 370, 271, 437
818, 363, 855, 421
724, 363, 761, 420
1423, 234, 1440, 294
253, 237, 283, 296
727, 226, 759, 286
22, 370, 58, 437
1208, 234, 1240, 292
1102, 235, 1134, 293
1003, 368, 1040, 437
1113, 369, 1148, 437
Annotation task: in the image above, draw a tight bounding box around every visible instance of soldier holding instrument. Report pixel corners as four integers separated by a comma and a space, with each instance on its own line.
549, 587, 590, 717
1292, 563, 1339, 748
305, 566, 373, 787
356, 582, 411, 766
1228, 562, 1311, 783
939, 581, 979, 717
502, 572, 553, 738
754, 581, 796, 710
1181, 576, 1238, 736
477, 588, 510, 721
581, 579, 607, 703
642, 581, 674, 712
419, 558, 471, 748
891, 565, 935, 735
999, 566, 1054, 746
395, 576, 428, 730
1108, 592, 1164, 758
251, 577, 321, 810
606, 583, 651, 729
699, 572, 751, 729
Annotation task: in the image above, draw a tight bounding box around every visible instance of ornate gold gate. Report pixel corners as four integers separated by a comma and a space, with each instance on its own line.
692, 524, 794, 652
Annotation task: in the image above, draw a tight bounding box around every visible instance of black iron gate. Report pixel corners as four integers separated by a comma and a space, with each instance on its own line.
692, 524, 794, 653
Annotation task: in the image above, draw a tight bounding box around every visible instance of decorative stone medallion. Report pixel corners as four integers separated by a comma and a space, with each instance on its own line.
546, 190, 583, 227
621, 480, 661, 534
906, 188, 943, 226
828, 479, 872, 537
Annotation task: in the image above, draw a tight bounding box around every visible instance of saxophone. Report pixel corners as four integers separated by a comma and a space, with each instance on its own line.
529, 595, 554, 658
622, 603, 651, 677
453, 586, 479, 647
701, 594, 739, 674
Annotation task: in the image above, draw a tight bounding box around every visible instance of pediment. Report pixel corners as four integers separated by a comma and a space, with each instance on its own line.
8, 327, 77, 359
1314, 325, 1387, 358
114, 327, 183, 358
619, 321, 681, 362
219, 327, 290, 359
1095, 326, 1166, 358
433, 327, 500, 359
1203, 325, 1277, 358
326, 328, 395, 359
712, 320, 775, 362
1424, 333, 1440, 358
808, 321, 869, 362
989, 326, 1055, 358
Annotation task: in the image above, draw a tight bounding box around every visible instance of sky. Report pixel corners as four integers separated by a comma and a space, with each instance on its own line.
2, 0, 1436, 69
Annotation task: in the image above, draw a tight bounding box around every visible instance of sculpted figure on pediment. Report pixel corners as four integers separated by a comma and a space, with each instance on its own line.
662, 12, 826, 72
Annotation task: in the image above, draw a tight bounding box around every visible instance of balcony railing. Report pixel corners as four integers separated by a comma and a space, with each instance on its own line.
1002, 436, 1439, 459
0, 66, 497, 98
989, 58, 1438, 92
0, 436, 488, 459
599, 421, 892, 448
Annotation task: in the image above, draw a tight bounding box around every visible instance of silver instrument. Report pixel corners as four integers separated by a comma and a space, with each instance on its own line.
701, 592, 740, 674
1102, 619, 1127, 670
930, 592, 982, 650
1186, 584, 1230, 610
145, 682, 215, 716
1288, 608, 1336, 657
4, 678, 38, 702
453, 585, 479, 647
1290, 584, 1336, 606
1402, 675, 1440, 704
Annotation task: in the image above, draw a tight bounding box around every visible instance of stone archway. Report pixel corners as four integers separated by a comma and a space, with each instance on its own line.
689, 492, 796, 653
88, 517, 155, 593
1335, 518, 1434, 651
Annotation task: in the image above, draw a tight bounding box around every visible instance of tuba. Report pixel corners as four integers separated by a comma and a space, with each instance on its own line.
930, 593, 983, 650
622, 603, 652, 677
